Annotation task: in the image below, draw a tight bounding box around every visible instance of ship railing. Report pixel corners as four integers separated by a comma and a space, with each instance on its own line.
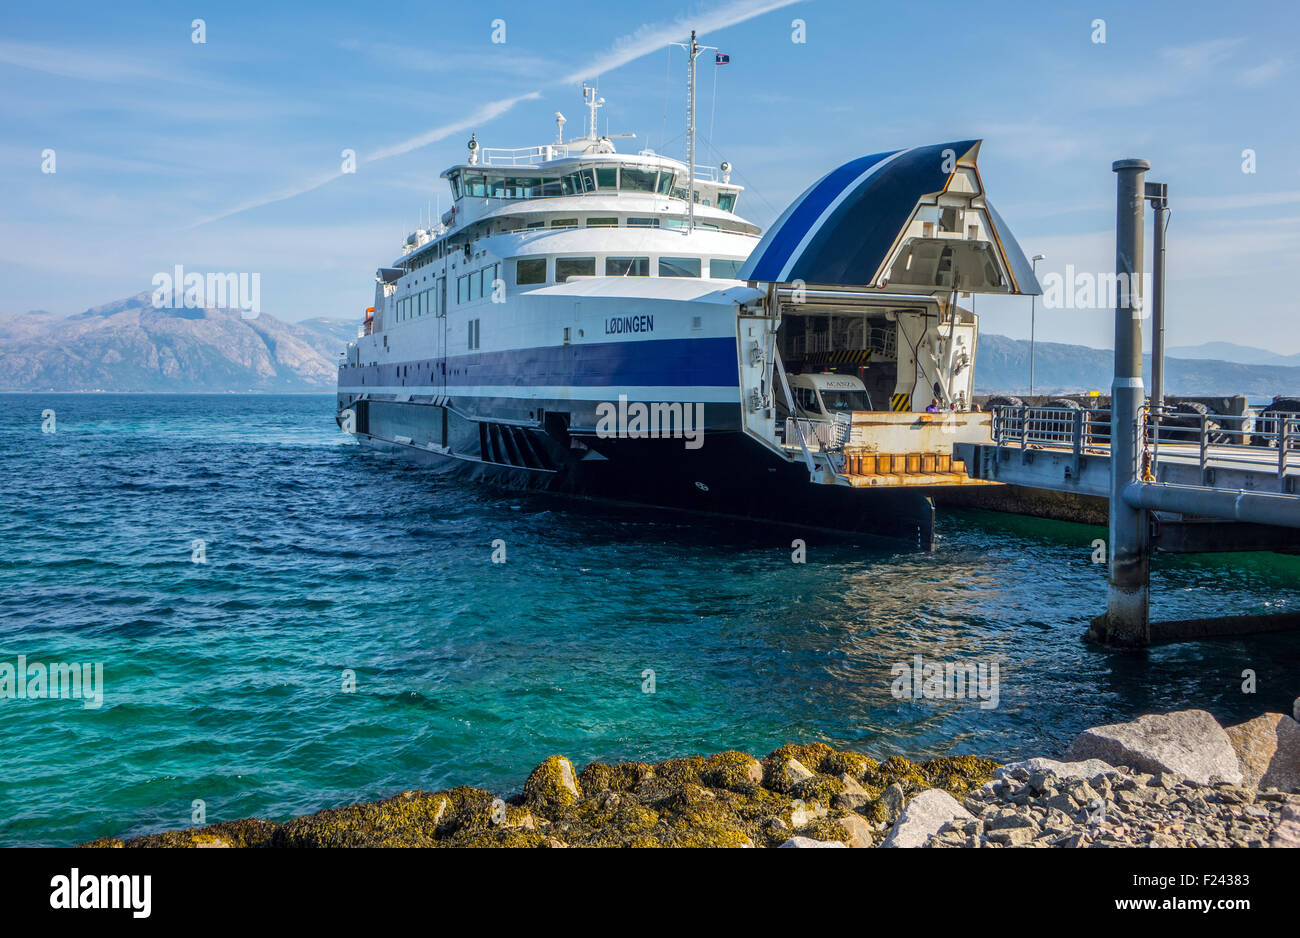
783, 415, 849, 453
480, 145, 572, 165
787, 326, 896, 359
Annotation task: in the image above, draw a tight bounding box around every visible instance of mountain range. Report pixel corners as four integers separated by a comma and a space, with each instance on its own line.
0, 293, 353, 392
973, 334, 1300, 397
1, 294, 1298, 398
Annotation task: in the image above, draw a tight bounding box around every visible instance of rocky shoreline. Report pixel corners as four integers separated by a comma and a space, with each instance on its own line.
83, 706, 1300, 848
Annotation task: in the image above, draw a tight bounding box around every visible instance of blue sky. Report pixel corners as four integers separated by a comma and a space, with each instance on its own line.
2, 0, 1297, 351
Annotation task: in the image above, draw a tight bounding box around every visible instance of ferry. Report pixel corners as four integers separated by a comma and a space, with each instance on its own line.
337, 40, 1041, 546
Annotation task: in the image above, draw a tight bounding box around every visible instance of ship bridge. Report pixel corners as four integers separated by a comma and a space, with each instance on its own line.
735, 140, 1043, 490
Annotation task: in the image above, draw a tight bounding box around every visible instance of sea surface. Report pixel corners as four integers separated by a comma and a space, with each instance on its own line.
2, 393, 1298, 847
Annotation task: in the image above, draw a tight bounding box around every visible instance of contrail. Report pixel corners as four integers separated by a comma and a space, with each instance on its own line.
186, 93, 540, 229
559, 0, 803, 85
188, 0, 807, 228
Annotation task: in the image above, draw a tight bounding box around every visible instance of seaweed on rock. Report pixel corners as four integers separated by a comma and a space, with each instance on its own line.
82, 745, 1000, 848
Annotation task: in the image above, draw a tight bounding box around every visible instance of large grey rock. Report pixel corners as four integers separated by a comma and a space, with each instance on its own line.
995, 757, 1118, 781
779, 836, 846, 848
881, 789, 973, 848
1225, 713, 1300, 792
1063, 710, 1242, 785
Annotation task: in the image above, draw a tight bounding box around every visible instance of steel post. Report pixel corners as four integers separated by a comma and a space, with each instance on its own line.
1147, 184, 1168, 414
1102, 159, 1151, 646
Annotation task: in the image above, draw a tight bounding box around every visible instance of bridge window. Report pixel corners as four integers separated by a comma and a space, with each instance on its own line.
556, 256, 596, 280
515, 258, 546, 285
708, 259, 744, 279
562, 170, 596, 195
606, 256, 649, 277
657, 172, 675, 195
620, 168, 658, 193
659, 256, 701, 277
596, 167, 617, 189
717, 193, 736, 212
463, 174, 488, 198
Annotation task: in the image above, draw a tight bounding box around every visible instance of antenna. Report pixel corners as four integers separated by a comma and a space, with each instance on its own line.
582, 83, 604, 140
671, 31, 715, 234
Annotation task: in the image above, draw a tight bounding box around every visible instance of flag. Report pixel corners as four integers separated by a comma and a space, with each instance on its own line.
715, 53, 730, 65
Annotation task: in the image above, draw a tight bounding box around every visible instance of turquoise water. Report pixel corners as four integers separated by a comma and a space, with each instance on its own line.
2, 393, 1298, 847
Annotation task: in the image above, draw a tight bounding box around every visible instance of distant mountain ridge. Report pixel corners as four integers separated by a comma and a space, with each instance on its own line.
1165, 341, 1300, 367
0, 293, 354, 392
975, 334, 1300, 397
2, 293, 1298, 397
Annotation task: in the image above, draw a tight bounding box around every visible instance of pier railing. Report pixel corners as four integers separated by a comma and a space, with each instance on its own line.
1144, 406, 1298, 481
990, 404, 1300, 481
991, 405, 1112, 452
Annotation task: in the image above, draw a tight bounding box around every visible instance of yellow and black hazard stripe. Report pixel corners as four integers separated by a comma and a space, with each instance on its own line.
890, 392, 912, 412
803, 349, 878, 365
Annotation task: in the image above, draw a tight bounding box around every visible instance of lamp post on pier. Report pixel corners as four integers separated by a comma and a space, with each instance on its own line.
1028, 253, 1044, 398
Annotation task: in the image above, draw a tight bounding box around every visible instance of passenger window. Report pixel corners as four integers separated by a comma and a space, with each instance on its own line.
708, 258, 744, 279
586, 217, 618, 227
550, 218, 578, 229
556, 257, 596, 280
659, 257, 701, 277
606, 256, 649, 276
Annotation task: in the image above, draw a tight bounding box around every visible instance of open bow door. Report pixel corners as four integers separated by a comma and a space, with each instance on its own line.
739, 140, 1041, 297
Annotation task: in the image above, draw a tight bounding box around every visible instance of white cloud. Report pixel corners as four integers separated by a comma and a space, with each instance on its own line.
0, 39, 166, 83
1239, 58, 1287, 87
1159, 37, 1244, 72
